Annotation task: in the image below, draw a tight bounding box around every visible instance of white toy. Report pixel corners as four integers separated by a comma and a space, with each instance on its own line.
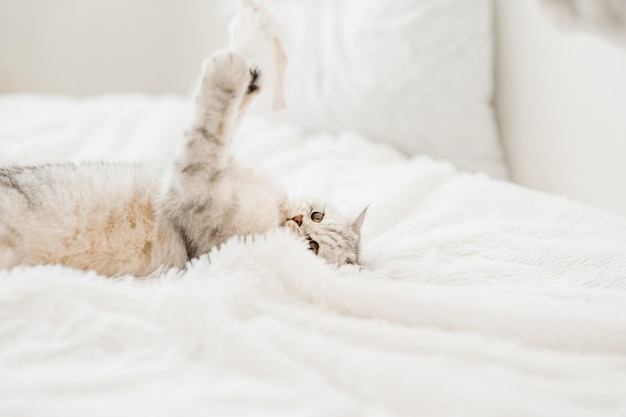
228, 0, 288, 111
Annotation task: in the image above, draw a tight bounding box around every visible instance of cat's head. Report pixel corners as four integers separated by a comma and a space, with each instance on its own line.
281, 200, 368, 266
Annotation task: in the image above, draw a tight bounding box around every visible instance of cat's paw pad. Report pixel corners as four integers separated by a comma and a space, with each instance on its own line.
247, 67, 261, 95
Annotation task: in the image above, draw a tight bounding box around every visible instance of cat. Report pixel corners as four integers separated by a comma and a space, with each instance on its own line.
0, 50, 367, 278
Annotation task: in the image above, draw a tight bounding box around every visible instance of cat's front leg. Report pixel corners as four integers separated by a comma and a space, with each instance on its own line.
162, 50, 263, 259
188, 50, 260, 167
168, 50, 260, 199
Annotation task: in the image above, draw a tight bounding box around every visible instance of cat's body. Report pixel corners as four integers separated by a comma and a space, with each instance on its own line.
0, 51, 366, 277
0, 163, 186, 276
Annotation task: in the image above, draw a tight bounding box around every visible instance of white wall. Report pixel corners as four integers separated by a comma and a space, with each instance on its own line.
495, 0, 626, 217
0, 0, 230, 95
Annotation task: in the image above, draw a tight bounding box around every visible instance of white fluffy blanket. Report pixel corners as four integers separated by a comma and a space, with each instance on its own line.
1, 95, 626, 416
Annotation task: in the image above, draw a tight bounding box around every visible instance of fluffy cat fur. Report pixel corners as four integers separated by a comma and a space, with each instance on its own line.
0, 51, 367, 277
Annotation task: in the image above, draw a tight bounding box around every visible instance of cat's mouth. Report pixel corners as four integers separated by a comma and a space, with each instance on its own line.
284, 217, 304, 237
283, 217, 319, 255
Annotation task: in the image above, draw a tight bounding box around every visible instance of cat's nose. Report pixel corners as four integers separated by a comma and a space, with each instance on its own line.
292, 215, 303, 227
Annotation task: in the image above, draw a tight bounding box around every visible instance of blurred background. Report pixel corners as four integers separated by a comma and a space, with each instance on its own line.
1, 0, 625, 216
0, 0, 232, 95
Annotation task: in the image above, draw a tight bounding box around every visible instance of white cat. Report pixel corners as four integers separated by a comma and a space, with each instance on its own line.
0, 51, 367, 278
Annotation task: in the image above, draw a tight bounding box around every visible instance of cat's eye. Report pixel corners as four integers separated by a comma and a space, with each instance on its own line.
311, 212, 324, 223
308, 240, 319, 255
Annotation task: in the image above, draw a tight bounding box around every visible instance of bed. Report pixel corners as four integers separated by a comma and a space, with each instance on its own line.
2, 0, 626, 415
1, 93, 626, 416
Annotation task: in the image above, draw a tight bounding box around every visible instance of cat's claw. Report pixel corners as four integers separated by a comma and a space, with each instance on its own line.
248, 67, 261, 94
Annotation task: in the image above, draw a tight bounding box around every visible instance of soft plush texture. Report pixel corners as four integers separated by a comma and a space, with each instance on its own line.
1, 94, 626, 416
256, 0, 508, 178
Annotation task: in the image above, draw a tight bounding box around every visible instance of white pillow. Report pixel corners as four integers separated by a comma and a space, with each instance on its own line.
260, 0, 508, 179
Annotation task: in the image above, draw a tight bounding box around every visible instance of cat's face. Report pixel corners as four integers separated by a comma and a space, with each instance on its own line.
281, 200, 367, 266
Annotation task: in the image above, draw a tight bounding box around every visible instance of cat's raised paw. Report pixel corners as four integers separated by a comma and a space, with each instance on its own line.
202, 50, 250, 95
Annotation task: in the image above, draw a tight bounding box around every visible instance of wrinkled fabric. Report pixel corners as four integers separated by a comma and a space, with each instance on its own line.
1, 95, 625, 416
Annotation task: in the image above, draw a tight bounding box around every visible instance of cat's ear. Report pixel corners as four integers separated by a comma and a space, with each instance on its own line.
351, 206, 369, 234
